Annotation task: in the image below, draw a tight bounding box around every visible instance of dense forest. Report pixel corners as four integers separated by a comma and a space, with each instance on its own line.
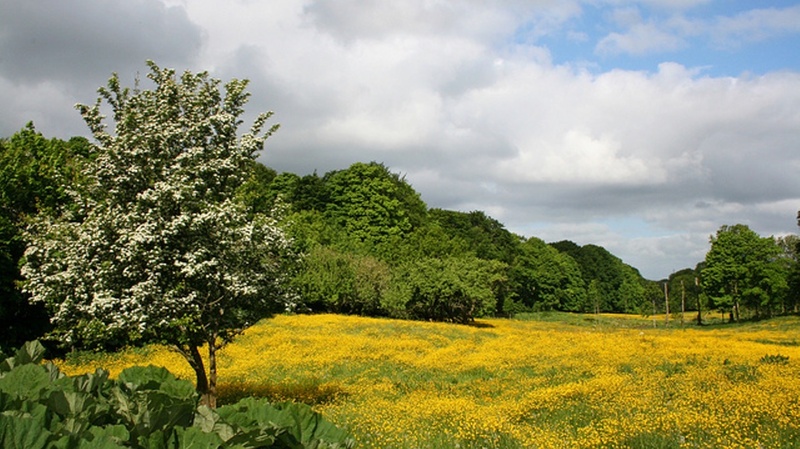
4, 123, 799, 355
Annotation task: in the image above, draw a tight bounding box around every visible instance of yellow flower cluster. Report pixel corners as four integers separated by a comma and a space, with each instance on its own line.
59, 313, 800, 448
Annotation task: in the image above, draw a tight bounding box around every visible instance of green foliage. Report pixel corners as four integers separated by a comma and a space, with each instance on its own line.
701, 224, 787, 320
0, 341, 354, 449
0, 124, 89, 350
237, 160, 278, 217
385, 256, 507, 323
254, 159, 662, 321
550, 240, 651, 313
509, 237, 586, 312
323, 162, 427, 249
666, 268, 702, 317
293, 246, 390, 315
428, 209, 521, 264
21, 61, 295, 407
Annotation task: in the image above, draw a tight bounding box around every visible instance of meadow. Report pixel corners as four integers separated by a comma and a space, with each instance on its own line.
59, 313, 800, 448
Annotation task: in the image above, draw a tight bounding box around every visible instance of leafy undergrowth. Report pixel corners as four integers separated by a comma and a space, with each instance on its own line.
0, 341, 354, 448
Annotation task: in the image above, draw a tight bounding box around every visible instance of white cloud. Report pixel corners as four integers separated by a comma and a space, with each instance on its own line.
0, 0, 203, 88
596, 22, 685, 55
0, 78, 83, 137
495, 128, 660, 184
711, 5, 800, 48
2, 0, 800, 279
594, 4, 800, 57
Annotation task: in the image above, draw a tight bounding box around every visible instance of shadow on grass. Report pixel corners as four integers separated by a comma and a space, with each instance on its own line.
217, 378, 348, 406
467, 320, 495, 329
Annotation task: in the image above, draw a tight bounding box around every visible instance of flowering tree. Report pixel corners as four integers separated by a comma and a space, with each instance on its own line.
22, 61, 294, 407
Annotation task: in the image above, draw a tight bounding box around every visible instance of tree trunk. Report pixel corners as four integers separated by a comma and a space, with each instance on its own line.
207, 338, 218, 409
175, 342, 218, 408
173, 343, 215, 407
186, 345, 213, 407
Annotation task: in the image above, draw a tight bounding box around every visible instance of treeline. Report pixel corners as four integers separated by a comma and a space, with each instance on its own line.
0, 124, 92, 349
0, 126, 659, 345
3, 125, 799, 354
227, 161, 800, 324
664, 225, 800, 323
236, 160, 663, 320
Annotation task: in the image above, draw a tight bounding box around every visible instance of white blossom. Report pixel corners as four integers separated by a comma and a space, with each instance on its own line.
22, 62, 292, 352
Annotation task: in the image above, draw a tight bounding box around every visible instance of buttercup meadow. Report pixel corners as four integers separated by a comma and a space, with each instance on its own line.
59, 313, 800, 448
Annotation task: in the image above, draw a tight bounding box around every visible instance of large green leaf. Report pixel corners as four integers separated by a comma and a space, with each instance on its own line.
0, 340, 46, 374
136, 429, 171, 449
47, 390, 99, 435
0, 408, 51, 449
111, 365, 197, 441
111, 387, 195, 441
117, 366, 196, 399
117, 366, 177, 392
67, 369, 113, 395
173, 426, 225, 449
217, 398, 354, 449
193, 405, 236, 442
48, 390, 95, 417
223, 428, 282, 449
44, 361, 67, 382
0, 363, 51, 400
85, 424, 130, 448
270, 402, 355, 449
76, 437, 128, 449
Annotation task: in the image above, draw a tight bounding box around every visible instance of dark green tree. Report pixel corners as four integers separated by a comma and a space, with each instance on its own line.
385, 256, 506, 323
617, 266, 648, 314
0, 124, 88, 349
550, 241, 635, 312
776, 234, 800, 314
323, 162, 427, 252
429, 209, 521, 264
701, 224, 786, 321
236, 160, 278, 217
509, 237, 586, 312
292, 245, 390, 316
667, 268, 703, 323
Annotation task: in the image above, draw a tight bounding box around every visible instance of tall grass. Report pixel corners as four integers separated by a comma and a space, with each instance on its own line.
58, 313, 800, 448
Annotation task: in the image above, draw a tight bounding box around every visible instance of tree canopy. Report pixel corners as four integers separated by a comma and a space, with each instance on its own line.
21, 62, 293, 407
0, 124, 89, 350
701, 224, 787, 321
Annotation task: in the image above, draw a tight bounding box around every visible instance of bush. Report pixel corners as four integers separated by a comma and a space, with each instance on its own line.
384, 256, 506, 323
0, 341, 354, 448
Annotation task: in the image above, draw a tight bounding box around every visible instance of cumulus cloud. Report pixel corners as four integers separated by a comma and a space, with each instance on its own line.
0, 0, 203, 136
594, 4, 800, 57
0, 0, 203, 86
596, 22, 685, 55
710, 5, 800, 48
1, 0, 799, 279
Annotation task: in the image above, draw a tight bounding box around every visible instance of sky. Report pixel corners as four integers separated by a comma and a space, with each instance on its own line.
1, 0, 799, 280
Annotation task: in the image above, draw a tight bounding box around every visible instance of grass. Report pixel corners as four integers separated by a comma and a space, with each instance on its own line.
57, 312, 800, 448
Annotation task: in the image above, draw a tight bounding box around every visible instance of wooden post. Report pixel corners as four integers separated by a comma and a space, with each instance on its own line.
664, 282, 670, 326
680, 280, 685, 327
652, 292, 657, 328
695, 276, 702, 325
